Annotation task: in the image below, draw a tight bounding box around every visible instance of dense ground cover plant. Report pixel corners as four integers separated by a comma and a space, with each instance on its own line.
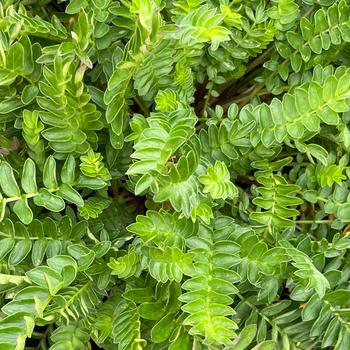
2, 0, 350, 348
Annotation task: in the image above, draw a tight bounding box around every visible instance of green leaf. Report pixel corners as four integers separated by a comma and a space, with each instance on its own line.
151, 313, 177, 343
8, 240, 32, 266
13, 198, 33, 224
231, 324, 257, 350
47, 255, 77, 286
43, 156, 58, 190
31, 240, 48, 266
0, 163, 20, 197
78, 197, 111, 220
251, 341, 275, 350
282, 242, 330, 298
33, 189, 65, 212
0, 98, 25, 114
6, 43, 25, 74
0, 68, 17, 86
138, 302, 165, 320
26, 266, 63, 294
135, 173, 154, 195
61, 155, 76, 184
21, 159, 37, 194
0, 238, 15, 260
176, 5, 231, 50
67, 244, 95, 271
21, 85, 39, 105
302, 143, 328, 166
127, 210, 195, 249
2, 4, 350, 350
0, 199, 6, 222
337, 203, 350, 221
334, 327, 350, 350
57, 184, 83, 207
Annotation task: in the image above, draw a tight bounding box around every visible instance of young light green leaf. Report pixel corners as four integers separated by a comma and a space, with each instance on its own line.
199, 161, 238, 200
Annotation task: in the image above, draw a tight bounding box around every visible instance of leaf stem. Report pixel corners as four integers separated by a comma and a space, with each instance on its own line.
295, 219, 339, 224
3, 188, 58, 203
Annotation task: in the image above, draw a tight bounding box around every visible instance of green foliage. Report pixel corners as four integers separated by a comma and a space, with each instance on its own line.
1, 0, 350, 349
78, 196, 112, 220
0, 156, 86, 224
50, 323, 90, 350
174, 5, 231, 50
22, 110, 45, 168
250, 158, 304, 231
180, 222, 240, 346
37, 55, 103, 155
199, 160, 238, 199
80, 150, 111, 182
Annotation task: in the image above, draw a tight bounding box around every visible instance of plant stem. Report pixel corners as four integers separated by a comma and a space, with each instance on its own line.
202, 85, 213, 117
222, 84, 265, 110
35, 324, 53, 350
244, 45, 274, 76
133, 96, 150, 117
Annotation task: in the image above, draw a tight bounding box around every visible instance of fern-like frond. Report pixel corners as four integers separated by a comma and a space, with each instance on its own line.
127, 108, 196, 176
199, 160, 238, 200
78, 197, 112, 220
38, 55, 103, 154
241, 66, 350, 147
49, 323, 90, 350
0, 216, 88, 266
0, 156, 86, 224
127, 210, 196, 248
111, 300, 146, 350
108, 250, 142, 279
281, 241, 330, 298
143, 245, 192, 283
180, 222, 240, 346
174, 5, 231, 50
